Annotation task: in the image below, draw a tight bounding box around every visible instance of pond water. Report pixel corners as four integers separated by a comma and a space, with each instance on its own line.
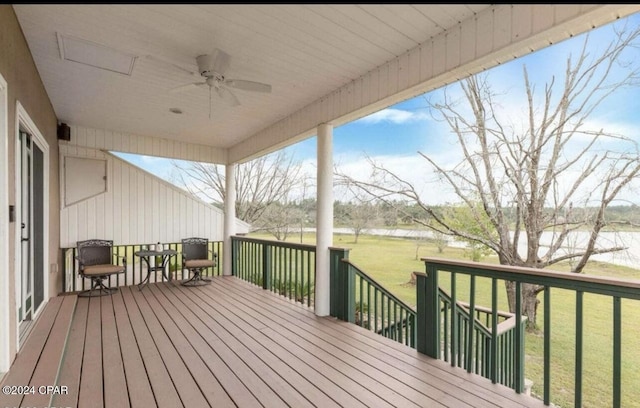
329, 228, 640, 270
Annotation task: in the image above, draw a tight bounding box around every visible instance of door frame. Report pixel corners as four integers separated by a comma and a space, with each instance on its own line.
13, 101, 49, 350
0, 73, 9, 373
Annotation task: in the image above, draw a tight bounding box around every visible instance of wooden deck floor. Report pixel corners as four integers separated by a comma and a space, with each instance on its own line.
0, 277, 546, 408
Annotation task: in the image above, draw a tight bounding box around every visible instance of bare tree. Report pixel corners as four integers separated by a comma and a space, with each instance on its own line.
172, 149, 304, 230
336, 183, 380, 243
254, 201, 303, 241
336, 25, 640, 329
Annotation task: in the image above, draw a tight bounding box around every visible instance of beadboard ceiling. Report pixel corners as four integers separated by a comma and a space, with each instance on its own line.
12, 5, 489, 149
11, 5, 636, 160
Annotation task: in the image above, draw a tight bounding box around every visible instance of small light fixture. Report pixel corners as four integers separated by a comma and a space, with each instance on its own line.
169, 108, 183, 114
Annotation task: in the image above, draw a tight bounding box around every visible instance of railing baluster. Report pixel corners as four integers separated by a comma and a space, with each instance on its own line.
451, 272, 457, 367
357, 275, 363, 327
575, 290, 584, 407
367, 281, 371, 329
515, 281, 523, 393
467, 275, 476, 372
613, 296, 621, 408
544, 286, 551, 405
307, 250, 311, 307
373, 288, 378, 333
491, 278, 498, 383
443, 299, 449, 362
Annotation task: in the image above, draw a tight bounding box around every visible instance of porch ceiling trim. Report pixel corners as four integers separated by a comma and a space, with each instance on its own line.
65, 125, 228, 165
228, 4, 640, 164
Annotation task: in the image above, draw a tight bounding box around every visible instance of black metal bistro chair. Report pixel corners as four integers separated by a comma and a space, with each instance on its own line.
76, 239, 126, 297
181, 237, 217, 286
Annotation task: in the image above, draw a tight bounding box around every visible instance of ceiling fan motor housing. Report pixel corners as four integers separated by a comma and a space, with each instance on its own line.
196, 49, 230, 77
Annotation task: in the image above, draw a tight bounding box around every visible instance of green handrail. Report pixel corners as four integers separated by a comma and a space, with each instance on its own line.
438, 288, 524, 388
416, 257, 640, 407
332, 258, 417, 348
231, 236, 316, 307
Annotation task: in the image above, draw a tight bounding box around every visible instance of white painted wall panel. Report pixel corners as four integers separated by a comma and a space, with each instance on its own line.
59, 145, 249, 247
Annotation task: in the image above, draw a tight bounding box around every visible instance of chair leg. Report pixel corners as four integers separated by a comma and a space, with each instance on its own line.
79, 276, 118, 297
181, 268, 211, 286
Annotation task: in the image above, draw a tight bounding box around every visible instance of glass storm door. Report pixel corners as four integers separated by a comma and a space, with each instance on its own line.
19, 131, 44, 322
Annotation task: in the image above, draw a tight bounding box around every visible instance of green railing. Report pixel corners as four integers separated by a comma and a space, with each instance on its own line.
438, 288, 525, 389
416, 257, 640, 407
330, 249, 416, 348
62, 241, 223, 292
231, 236, 316, 307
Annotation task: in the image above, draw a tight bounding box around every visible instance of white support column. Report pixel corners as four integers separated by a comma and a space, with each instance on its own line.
223, 163, 236, 276
315, 123, 333, 316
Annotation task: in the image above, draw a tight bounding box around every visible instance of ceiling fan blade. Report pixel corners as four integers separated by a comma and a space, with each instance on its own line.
169, 82, 206, 94
224, 79, 272, 93
216, 86, 241, 107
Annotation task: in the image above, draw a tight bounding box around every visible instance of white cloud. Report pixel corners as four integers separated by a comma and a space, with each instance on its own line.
356, 108, 430, 125
333, 152, 462, 204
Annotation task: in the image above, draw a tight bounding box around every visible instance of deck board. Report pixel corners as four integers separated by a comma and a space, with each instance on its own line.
1, 277, 547, 408
210, 278, 450, 407
110, 288, 156, 408
147, 283, 284, 408
100, 294, 129, 408
78, 296, 103, 408
187, 281, 423, 408
123, 286, 215, 408
134, 286, 236, 408
21, 295, 76, 408
167, 282, 321, 408
51, 296, 88, 408
170, 281, 357, 408
215, 277, 543, 408
0, 296, 64, 408
119, 287, 183, 408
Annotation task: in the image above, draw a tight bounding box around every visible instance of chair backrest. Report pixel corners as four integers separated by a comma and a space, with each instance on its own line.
77, 239, 113, 267
182, 237, 208, 260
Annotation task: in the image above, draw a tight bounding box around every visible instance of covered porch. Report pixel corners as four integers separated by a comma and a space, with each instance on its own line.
2, 4, 640, 408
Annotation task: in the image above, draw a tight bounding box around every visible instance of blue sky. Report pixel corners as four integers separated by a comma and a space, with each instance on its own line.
116, 12, 640, 205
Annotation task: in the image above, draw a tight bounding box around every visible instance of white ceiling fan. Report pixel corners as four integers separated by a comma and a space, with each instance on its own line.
168, 48, 271, 117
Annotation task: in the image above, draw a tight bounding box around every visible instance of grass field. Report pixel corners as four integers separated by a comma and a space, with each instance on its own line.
248, 231, 640, 408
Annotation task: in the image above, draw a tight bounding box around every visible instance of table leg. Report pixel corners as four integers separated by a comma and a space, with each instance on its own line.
138, 256, 153, 290
160, 255, 172, 282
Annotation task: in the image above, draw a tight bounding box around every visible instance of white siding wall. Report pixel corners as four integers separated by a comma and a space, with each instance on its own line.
229, 4, 638, 163
65, 125, 228, 164
59, 145, 249, 248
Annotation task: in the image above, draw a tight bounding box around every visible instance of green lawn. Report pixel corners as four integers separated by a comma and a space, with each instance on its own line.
247, 232, 640, 408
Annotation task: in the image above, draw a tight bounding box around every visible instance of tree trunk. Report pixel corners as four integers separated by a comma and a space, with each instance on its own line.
505, 281, 541, 331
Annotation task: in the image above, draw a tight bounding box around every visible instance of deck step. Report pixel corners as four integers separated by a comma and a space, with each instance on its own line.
0, 295, 77, 408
